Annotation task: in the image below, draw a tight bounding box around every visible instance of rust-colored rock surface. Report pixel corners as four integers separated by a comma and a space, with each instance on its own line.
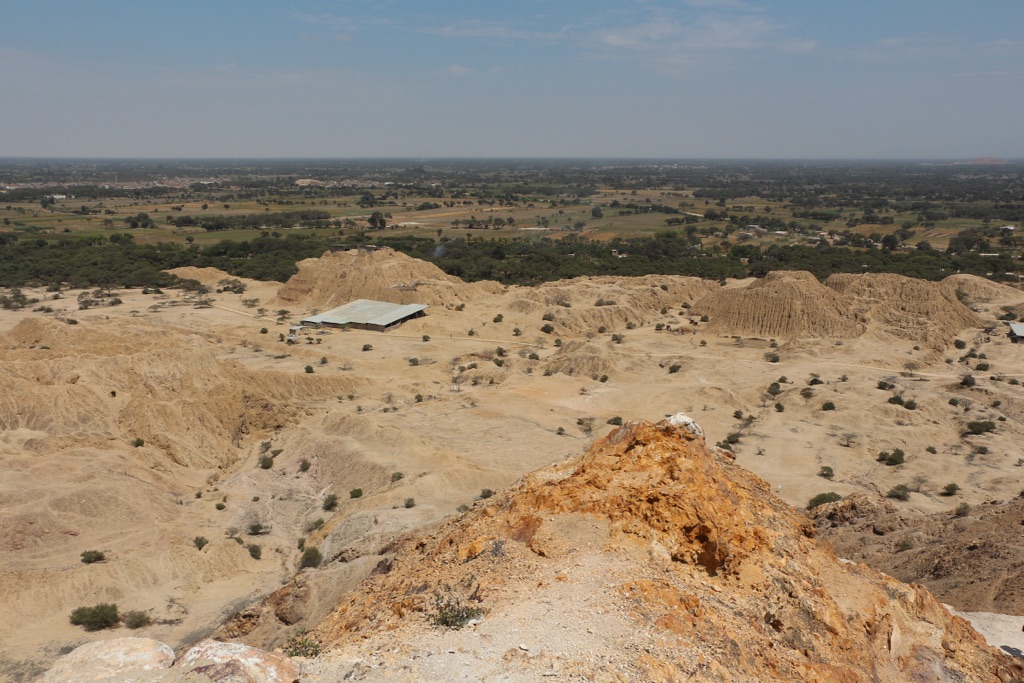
305, 419, 1024, 682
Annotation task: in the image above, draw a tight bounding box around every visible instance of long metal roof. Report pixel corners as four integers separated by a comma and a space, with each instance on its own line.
1009, 322, 1024, 337
300, 299, 427, 327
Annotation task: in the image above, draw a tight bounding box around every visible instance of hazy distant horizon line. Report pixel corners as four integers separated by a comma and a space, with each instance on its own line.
1, 156, 1020, 164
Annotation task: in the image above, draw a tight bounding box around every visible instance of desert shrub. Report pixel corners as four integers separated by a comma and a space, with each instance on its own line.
954, 339, 967, 349
942, 483, 960, 496
422, 335, 431, 342
607, 416, 623, 425
432, 591, 482, 629
284, 632, 322, 658
415, 394, 424, 402
528, 352, 540, 360
818, 466, 834, 480
821, 401, 836, 411
954, 502, 972, 517
775, 403, 784, 412
800, 388, 814, 399
886, 485, 911, 501
700, 315, 709, 322
599, 374, 609, 383
246, 543, 262, 559
808, 377, 824, 386
610, 334, 624, 344
733, 410, 744, 420
80, 550, 105, 564
597, 326, 607, 333
807, 492, 842, 509
904, 399, 917, 410
493, 313, 504, 323
877, 448, 906, 466
300, 547, 323, 569
362, 344, 373, 352
323, 494, 339, 511
69, 603, 119, 631
409, 358, 419, 366
542, 312, 555, 321
767, 382, 782, 396
349, 488, 363, 499
725, 432, 741, 445
193, 536, 209, 550
455, 303, 465, 311
215, 502, 226, 511
888, 395, 905, 405
948, 398, 959, 406
457, 504, 470, 512
960, 374, 976, 387
480, 488, 494, 499
926, 446, 937, 454
391, 472, 404, 482
976, 362, 990, 372
298, 458, 311, 472
877, 380, 894, 390
260, 327, 268, 334
123, 610, 152, 629
248, 522, 266, 535
305, 518, 324, 533
895, 539, 914, 553
625, 321, 636, 330
764, 352, 780, 363
259, 455, 274, 469
540, 324, 554, 334
668, 364, 682, 374
404, 497, 416, 508
132, 438, 144, 448
967, 420, 996, 435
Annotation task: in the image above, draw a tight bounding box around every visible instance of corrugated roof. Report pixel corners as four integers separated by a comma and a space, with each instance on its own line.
301, 299, 427, 327
1009, 322, 1024, 337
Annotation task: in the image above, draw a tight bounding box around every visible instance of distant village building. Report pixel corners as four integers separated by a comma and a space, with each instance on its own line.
300, 299, 427, 332
1009, 322, 1024, 344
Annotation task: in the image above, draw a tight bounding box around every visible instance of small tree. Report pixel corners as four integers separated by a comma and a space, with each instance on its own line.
886, 485, 911, 501
300, 546, 323, 569
246, 543, 262, 559
941, 483, 960, 496
193, 536, 209, 550
323, 494, 339, 511
349, 488, 363, 499
259, 455, 274, 469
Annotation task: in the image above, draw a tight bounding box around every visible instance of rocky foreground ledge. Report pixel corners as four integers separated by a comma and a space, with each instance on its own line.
40, 637, 299, 683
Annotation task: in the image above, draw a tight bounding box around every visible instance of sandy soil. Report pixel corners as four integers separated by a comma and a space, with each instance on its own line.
3, 255, 1024, 679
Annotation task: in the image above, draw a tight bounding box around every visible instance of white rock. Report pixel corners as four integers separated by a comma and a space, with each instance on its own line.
42, 637, 174, 683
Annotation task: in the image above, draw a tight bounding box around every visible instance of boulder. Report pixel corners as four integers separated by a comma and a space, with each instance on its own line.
42, 637, 174, 683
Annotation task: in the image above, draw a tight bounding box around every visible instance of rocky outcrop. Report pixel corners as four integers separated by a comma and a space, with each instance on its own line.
41, 638, 174, 683
305, 418, 1024, 682
40, 638, 300, 683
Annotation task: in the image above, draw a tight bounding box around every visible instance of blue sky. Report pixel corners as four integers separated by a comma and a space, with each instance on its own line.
2, 1, 1022, 158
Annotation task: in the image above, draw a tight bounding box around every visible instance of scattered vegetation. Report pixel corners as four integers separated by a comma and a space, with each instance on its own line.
807, 492, 842, 509
80, 550, 105, 564
69, 604, 120, 631
431, 590, 482, 629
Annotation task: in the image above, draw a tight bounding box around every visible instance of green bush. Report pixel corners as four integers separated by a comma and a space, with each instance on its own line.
818, 466, 834, 480
391, 472, 404, 482
304, 365, 314, 373
246, 543, 262, 559
877, 380, 894, 390
432, 591, 482, 629
132, 438, 144, 448
404, 497, 416, 508
877, 448, 905, 466
888, 395, 905, 405
493, 314, 504, 323
479, 488, 494, 499
821, 401, 836, 411
300, 547, 323, 569
284, 632, 322, 658
942, 483, 960, 496
215, 502, 226, 511
775, 403, 784, 412
800, 388, 814, 399
764, 352, 780, 363
886, 485, 911, 501
926, 446, 937, 454
542, 312, 555, 321
80, 550, 105, 564
69, 603, 119, 631
322, 494, 339, 511
362, 344, 373, 352
123, 610, 152, 629
976, 362, 990, 372
960, 374, 976, 387
607, 416, 623, 425
540, 324, 554, 334
904, 399, 917, 410
954, 339, 967, 350
193, 536, 209, 550
668, 364, 682, 374
259, 455, 274, 469
967, 420, 996, 435
422, 335, 431, 342
954, 502, 972, 517
299, 458, 311, 472
807, 492, 842, 509
349, 488, 363, 499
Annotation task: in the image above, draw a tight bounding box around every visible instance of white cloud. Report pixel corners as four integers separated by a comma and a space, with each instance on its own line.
448, 64, 474, 77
